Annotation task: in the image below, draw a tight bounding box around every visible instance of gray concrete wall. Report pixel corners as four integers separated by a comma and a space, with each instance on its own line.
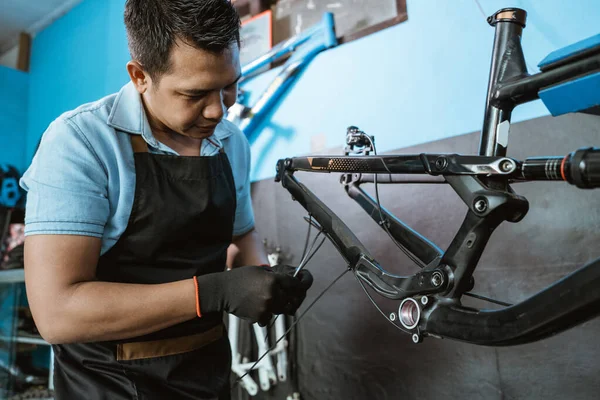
242, 113, 600, 400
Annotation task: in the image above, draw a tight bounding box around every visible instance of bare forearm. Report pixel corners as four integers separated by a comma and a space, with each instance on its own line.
231, 228, 268, 267
44, 279, 197, 344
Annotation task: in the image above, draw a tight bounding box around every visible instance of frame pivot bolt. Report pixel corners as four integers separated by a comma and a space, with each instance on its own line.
421, 296, 429, 306
474, 198, 488, 213
435, 157, 448, 171
431, 271, 444, 287
500, 159, 514, 172
412, 333, 420, 343
389, 312, 397, 321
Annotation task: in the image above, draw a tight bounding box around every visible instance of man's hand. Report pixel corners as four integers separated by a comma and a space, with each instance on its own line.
195, 265, 313, 326
270, 264, 313, 316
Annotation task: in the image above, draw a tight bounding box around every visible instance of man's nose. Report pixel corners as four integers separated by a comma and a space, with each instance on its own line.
203, 90, 226, 122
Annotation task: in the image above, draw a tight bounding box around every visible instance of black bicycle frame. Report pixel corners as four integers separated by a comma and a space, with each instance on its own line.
275, 8, 600, 346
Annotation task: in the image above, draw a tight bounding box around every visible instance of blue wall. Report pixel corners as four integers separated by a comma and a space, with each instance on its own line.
0, 66, 28, 172
244, 0, 600, 180
23, 0, 600, 181
25, 0, 129, 162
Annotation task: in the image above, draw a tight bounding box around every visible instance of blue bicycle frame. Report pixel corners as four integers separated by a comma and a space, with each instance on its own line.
227, 12, 337, 138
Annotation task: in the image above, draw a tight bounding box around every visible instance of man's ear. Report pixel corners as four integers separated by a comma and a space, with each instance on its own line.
126, 61, 150, 94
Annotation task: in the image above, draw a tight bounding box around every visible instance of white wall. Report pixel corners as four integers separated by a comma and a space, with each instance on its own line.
0, 45, 19, 69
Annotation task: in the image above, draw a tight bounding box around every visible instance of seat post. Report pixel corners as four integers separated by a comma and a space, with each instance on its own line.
479, 8, 528, 157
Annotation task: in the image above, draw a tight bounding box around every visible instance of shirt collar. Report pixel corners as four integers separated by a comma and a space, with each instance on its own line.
107, 82, 234, 148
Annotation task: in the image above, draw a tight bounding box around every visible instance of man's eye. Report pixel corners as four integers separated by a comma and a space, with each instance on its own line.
182, 93, 206, 100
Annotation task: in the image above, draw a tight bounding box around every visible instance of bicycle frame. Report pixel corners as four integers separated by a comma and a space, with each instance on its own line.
226, 12, 337, 139
275, 8, 600, 346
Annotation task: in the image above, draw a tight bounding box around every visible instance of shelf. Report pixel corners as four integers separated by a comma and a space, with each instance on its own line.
0, 332, 49, 346
0, 269, 24, 283
0, 336, 49, 346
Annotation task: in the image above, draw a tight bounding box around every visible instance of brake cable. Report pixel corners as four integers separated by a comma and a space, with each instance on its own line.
361, 134, 427, 269
231, 216, 348, 390
232, 141, 514, 390
365, 134, 512, 309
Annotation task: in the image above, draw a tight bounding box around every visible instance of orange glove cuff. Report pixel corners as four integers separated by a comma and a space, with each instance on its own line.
193, 276, 202, 318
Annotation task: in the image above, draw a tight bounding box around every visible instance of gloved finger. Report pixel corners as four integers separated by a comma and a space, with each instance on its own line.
269, 294, 288, 315
282, 301, 296, 316
283, 299, 301, 316
283, 292, 307, 316
276, 281, 308, 303
272, 284, 298, 314
274, 273, 301, 291
271, 264, 296, 276
258, 312, 273, 327
295, 269, 314, 290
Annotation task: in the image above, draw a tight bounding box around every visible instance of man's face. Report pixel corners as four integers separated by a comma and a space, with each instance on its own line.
142, 40, 241, 140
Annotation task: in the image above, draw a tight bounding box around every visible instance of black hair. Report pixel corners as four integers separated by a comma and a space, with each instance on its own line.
124, 0, 241, 80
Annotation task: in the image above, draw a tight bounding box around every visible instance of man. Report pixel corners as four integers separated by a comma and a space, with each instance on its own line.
20, 1, 313, 399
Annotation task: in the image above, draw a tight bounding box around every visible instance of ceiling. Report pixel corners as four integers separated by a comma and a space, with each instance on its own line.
0, 0, 82, 54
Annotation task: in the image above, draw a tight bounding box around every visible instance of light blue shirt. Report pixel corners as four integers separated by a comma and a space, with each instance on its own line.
20, 82, 255, 255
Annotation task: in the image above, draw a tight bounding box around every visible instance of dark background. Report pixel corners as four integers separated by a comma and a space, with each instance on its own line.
271, 0, 402, 43
237, 112, 600, 400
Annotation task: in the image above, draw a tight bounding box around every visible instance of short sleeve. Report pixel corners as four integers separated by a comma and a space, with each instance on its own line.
230, 130, 255, 236
20, 117, 110, 237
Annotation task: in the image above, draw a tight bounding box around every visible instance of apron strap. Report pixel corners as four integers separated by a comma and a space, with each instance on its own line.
131, 135, 149, 153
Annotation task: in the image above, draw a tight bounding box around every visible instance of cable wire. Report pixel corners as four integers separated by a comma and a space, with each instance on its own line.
296, 230, 323, 274
300, 215, 313, 260
354, 271, 410, 334
464, 292, 512, 307
473, 0, 486, 19
258, 215, 321, 350
296, 236, 326, 274
233, 216, 333, 390
366, 136, 426, 269
231, 268, 349, 390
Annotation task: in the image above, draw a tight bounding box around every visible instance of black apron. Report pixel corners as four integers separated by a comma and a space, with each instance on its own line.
52, 135, 236, 400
